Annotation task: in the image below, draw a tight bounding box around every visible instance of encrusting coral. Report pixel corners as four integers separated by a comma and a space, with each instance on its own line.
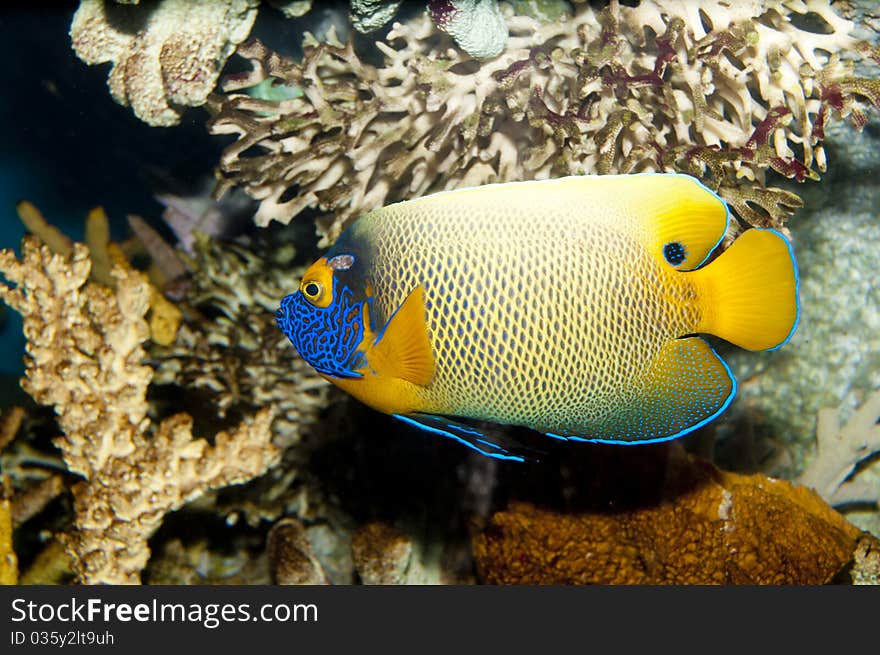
0, 236, 280, 584
207, 0, 880, 245
70, 0, 259, 126
473, 454, 875, 584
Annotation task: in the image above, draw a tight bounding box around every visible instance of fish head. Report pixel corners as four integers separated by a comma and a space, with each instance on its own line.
275, 253, 373, 378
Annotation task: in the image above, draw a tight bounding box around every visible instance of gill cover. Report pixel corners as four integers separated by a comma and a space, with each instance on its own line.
275, 255, 369, 378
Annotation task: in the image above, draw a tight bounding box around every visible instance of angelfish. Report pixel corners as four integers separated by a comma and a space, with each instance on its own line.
276, 174, 799, 461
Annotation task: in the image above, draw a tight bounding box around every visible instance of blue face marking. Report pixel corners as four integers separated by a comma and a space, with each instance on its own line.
663, 241, 688, 266
276, 278, 368, 378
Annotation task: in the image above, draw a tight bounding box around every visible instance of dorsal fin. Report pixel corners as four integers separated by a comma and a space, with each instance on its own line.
371, 286, 435, 386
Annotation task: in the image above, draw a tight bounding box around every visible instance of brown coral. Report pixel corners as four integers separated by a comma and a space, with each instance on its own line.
0, 237, 280, 584
208, 0, 880, 246
70, 0, 259, 126
473, 456, 866, 584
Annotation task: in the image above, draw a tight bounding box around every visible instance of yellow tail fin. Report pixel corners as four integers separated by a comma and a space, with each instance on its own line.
691, 229, 799, 351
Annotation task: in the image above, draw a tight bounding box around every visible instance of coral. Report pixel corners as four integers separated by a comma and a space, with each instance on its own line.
797, 389, 880, 509
717, 159, 880, 485
0, 406, 24, 454
473, 455, 866, 584
70, 0, 259, 126
509, 0, 571, 23
150, 233, 329, 447
351, 522, 415, 584
0, 496, 16, 584
269, 0, 312, 19
851, 534, 880, 585
208, 0, 880, 246
146, 538, 269, 584
267, 517, 328, 584
16, 202, 183, 349
0, 237, 280, 584
153, 183, 256, 256
11, 475, 65, 527
351, 522, 447, 584
429, 0, 508, 59
351, 0, 403, 34
16, 201, 73, 257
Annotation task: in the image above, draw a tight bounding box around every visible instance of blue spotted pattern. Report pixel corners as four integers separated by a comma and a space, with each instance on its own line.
276, 282, 367, 378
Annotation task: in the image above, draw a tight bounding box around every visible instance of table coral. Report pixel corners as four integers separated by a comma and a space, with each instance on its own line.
70, 0, 259, 126
473, 456, 866, 584
208, 0, 880, 246
0, 237, 280, 584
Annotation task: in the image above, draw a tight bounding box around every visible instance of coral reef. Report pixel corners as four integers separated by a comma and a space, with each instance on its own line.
473, 455, 872, 584
149, 233, 329, 446
70, 0, 259, 126
0, 237, 280, 584
208, 0, 880, 245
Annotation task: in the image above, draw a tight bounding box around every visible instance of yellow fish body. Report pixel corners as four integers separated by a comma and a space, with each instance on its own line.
276, 174, 799, 460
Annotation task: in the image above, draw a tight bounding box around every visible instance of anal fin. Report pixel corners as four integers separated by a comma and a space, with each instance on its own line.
393, 413, 540, 462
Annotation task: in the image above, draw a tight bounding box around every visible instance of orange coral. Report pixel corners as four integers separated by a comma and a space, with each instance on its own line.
473, 457, 868, 585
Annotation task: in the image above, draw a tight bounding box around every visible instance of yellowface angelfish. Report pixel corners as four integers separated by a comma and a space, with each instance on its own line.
276, 174, 799, 461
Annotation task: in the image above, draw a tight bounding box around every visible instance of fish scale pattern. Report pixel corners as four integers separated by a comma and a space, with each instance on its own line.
343, 181, 714, 441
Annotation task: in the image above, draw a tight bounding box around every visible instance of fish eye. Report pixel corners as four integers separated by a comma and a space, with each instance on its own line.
302, 281, 322, 300
663, 241, 687, 266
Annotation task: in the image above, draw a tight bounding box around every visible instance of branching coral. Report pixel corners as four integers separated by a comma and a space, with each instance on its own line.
473, 455, 873, 584
71, 0, 259, 126
208, 0, 880, 246
150, 233, 329, 447
797, 389, 880, 510
0, 237, 280, 584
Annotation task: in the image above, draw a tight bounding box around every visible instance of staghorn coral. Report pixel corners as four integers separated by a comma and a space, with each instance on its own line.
0, 237, 280, 584
797, 389, 880, 510
70, 0, 259, 126
208, 0, 880, 246
473, 454, 872, 584
150, 233, 329, 447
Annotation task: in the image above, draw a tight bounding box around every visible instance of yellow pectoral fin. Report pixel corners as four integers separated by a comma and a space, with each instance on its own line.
370, 285, 435, 386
